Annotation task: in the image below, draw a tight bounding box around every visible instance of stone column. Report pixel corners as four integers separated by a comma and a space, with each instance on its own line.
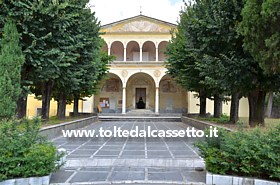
124, 47, 126, 62
156, 47, 159, 62
122, 87, 126, 114
108, 47, 110, 56
155, 87, 159, 114
140, 47, 143, 61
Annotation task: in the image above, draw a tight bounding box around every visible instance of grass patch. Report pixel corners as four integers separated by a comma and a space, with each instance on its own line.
196, 115, 280, 130
198, 114, 230, 124
239, 117, 280, 129
41, 115, 90, 128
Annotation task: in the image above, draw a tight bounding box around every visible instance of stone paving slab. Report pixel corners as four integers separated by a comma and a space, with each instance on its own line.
50, 120, 206, 185
51, 167, 205, 184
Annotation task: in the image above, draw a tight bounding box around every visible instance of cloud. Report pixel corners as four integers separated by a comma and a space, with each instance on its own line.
88, 0, 184, 25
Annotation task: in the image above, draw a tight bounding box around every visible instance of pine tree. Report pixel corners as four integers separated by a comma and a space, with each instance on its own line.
0, 19, 24, 119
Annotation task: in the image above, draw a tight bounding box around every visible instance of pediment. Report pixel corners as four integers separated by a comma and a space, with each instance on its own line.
101, 15, 176, 33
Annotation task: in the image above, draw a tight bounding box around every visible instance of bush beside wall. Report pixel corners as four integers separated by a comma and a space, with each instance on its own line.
0, 118, 63, 181
196, 125, 280, 182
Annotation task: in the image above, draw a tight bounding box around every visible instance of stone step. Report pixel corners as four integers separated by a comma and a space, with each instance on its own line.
65, 158, 205, 168
98, 116, 182, 122
51, 181, 206, 185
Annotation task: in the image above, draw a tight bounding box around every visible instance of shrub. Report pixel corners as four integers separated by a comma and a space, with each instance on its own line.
196, 125, 280, 181
0, 118, 63, 181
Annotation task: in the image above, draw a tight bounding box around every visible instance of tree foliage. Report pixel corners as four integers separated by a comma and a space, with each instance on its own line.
239, 0, 280, 74
0, 20, 24, 119
166, 0, 280, 126
0, 0, 109, 120
166, 4, 209, 116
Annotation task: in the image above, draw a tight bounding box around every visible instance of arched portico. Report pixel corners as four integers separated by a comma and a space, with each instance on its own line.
95, 73, 123, 113
142, 41, 156, 61
102, 42, 108, 54
126, 41, 140, 61
111, 41, 124, 61
125, 73, 156, 113
158, 41, 168, 61
159, 75, 188, 113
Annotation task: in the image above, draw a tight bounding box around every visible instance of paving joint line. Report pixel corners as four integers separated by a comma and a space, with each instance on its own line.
152, 122, 175, 159
64, 167, 81, 183
117, 121, 136, 158
162, 122, 203, 160
90, 121, 127, 158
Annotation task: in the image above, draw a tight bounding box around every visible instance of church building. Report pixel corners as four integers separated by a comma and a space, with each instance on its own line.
93, 15, 188, 114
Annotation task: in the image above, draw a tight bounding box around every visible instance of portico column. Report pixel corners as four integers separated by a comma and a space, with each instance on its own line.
108, 47, 110, 56
124, 47, 126, 62
140, 47, 143, 61
155, 87, 159, 114
122, 87, 126, 114
156, 47, 159, 62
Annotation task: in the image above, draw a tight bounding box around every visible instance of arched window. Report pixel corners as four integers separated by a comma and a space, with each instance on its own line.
111, 41, 124, 61
158, 41, 168, 61
142, 41, 156, 61
126, 41, 140, 61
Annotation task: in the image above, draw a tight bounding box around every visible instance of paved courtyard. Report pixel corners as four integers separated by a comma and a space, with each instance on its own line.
50, 120, 206, 185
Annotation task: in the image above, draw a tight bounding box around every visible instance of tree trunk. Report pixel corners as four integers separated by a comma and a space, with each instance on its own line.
41, 81, 53, 120
16, 95, 27, 118
214, 94, 222, 118
266, 92, 273, 118
230, 91, 240, 124
73, 96, 79, 116
57, 93, 66, 120
199, 90, 207, 117
248, 90, 266, 127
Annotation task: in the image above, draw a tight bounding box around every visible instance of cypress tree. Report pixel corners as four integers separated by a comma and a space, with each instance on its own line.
0, 19, 24, 119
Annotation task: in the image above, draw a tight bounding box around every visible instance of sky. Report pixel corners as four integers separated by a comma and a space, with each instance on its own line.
88, 0, 184, 25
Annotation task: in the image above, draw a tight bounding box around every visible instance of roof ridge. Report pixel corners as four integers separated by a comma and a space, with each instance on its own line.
101, 14, 177, 28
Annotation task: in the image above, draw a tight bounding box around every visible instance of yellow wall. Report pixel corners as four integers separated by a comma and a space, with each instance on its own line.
26, 94, 83, 118
188, 92, 249, 117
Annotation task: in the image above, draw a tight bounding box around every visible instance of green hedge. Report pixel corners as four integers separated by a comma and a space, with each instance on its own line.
196, 125, 280, 181
0, 118, 63, 181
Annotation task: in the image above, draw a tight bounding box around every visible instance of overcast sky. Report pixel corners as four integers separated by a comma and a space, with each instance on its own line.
88, 0, 184, 25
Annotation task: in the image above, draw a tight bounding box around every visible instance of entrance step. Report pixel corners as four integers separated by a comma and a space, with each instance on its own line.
98, 116, 182, 122
98, 110, 182, 122
127, 109, 156, 115
65, 158, 204, 168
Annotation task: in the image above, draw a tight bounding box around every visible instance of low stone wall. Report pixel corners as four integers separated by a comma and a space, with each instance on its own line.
0, 174, 51, 185
207, 172, 280, 185
39, 116, 98, 140
181, 116, 233, 131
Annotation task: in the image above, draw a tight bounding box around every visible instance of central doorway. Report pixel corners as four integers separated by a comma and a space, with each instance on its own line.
136, 88, 146, 109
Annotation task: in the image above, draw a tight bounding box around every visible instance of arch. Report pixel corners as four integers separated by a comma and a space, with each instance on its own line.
126, 72, 156, 110
142, 41, 156, 61
126, 41, 140, 61
126, 71, 156, 87
158, 41, 168, 61
111, 41, 124, 61
158, 74, 188, 113
159, 75, 178, 93
95, 72, 123, 113
101, 73, 123, 92
102, 42, 108, 53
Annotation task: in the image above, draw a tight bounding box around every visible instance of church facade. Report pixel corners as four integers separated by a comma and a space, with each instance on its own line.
92, 15, 188, 114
